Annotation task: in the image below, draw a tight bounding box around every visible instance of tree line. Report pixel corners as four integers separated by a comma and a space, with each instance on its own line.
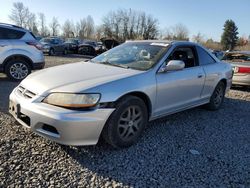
8, 2, 250, 51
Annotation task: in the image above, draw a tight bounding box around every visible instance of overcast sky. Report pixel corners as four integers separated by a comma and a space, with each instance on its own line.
1, 0, 250, 41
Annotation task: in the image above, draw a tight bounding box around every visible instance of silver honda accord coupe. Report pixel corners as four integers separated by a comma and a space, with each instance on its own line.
9, 41, 233, 148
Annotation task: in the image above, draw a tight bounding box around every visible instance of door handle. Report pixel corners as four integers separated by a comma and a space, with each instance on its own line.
198, 74, 203, 78
0, 45, 7, 47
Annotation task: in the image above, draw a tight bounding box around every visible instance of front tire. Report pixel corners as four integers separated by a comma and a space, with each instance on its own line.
5, 59, 31, 81
63, 48, 68, 55
206, 81, 226, 111
49, 48, 55, 56
102, 96, 148, 148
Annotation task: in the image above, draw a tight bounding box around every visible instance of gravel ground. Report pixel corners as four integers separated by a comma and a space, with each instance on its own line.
0, 55, 250, 187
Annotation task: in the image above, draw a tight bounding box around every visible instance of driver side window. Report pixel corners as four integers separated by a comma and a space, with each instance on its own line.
166, 47, 196, 68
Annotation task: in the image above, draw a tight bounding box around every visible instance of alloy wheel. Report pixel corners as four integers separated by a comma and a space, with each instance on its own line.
9, 62, 29, 80
118, 106, 143, 141
213, 85, 224, 106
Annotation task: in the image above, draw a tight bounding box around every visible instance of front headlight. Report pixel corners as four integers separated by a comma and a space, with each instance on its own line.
43, 93, 101, 108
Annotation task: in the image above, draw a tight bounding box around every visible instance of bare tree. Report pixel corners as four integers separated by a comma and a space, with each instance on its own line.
9, 2, 30, 27
162, 24, 189, 41
101, 9, 159, 41
26, 13, 39, 35
161, 28, 173, 40
172, 24, 189, 41
95, 25, 104, 40
143, 15, 158, 39
192, 32, 205, 43
78, 19, 87, 39
86, 15, 95, 39
75, 22, 81, 37
9, 2, 39, 35
62, 20, 75, 38
38, 13, 49, 37
50, 17, 60, 36
76, 16, 95, 39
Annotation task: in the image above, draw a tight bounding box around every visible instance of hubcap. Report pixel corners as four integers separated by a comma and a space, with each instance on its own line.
9, 63, 28, 80
118, 106, 143, 141
50, 49, 55, 55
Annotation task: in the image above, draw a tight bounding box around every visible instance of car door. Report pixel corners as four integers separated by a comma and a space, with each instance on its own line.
53, 38, 60, 52
154, 46, 205, 117
196, 46, 223, 99
58, 39, 65, 52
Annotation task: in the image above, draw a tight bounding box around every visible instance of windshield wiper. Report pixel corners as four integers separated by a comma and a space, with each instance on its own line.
98, 61, 129, 69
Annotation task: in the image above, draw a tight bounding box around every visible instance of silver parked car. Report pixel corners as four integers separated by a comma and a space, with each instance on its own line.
222, 51, 250, 87
0, 23, 45, 81
9, 41, 232, 148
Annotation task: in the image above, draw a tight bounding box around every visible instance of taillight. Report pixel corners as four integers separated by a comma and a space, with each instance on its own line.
238, 67, 250, 73
26, 42, 43, 50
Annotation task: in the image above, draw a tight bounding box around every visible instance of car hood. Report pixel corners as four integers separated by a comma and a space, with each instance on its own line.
41, 42, 50, 46
64, 42, 76, 45
20, 62, 142, 96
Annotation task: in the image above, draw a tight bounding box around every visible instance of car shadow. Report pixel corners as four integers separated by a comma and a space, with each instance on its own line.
231, 85, 250, 92
60, 97, 250, 186
0, 76, 19, 112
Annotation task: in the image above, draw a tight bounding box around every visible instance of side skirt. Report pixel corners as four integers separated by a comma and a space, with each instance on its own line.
149, 98, 210, 121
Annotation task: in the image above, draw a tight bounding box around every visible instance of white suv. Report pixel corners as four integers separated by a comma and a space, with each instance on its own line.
0, 23, 45, 81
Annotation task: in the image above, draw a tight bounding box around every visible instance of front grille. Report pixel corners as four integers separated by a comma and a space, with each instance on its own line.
16, 86, 36, 99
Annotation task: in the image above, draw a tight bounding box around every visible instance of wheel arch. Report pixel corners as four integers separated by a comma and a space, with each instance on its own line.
3, 54, 33, 71
115, 91, 152, 119
220, 78, 227, 88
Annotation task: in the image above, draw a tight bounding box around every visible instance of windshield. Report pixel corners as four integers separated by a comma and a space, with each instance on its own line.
65, 38, 78, 44
40, 38, 53, 43
85, 41, 97, 46
91, 42, 169, 70
222, 53, 250, 62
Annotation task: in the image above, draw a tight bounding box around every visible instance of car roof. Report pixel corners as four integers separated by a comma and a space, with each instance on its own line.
226, 51, 250, 55
0, 23, 29, 32
125, 40, 198, 46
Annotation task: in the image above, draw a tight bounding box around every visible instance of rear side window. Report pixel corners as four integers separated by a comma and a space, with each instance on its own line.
197, 46, 216, 65
0, 27, 25, 39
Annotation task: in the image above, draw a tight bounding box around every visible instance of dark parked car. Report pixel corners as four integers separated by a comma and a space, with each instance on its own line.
35, 36, 42, 41
64, 38, 81, 54
78, 44, 97, 56
83, 40, 105, 54
100, 38, 119, 50
210, 50, 224, 60
40, 37, 67, 55
78, 39, 120, 56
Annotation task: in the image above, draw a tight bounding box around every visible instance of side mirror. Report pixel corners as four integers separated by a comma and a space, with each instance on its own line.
165, 60, 185, 71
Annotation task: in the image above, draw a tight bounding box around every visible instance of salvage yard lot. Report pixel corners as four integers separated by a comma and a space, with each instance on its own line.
0, 55, 250, 187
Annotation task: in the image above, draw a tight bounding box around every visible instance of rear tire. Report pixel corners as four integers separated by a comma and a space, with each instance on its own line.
49, 48, 55, 56
102, 96, 148, 148
205, 81, 226, 111
63, 48, 68, 55
5, 59, 31, 81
